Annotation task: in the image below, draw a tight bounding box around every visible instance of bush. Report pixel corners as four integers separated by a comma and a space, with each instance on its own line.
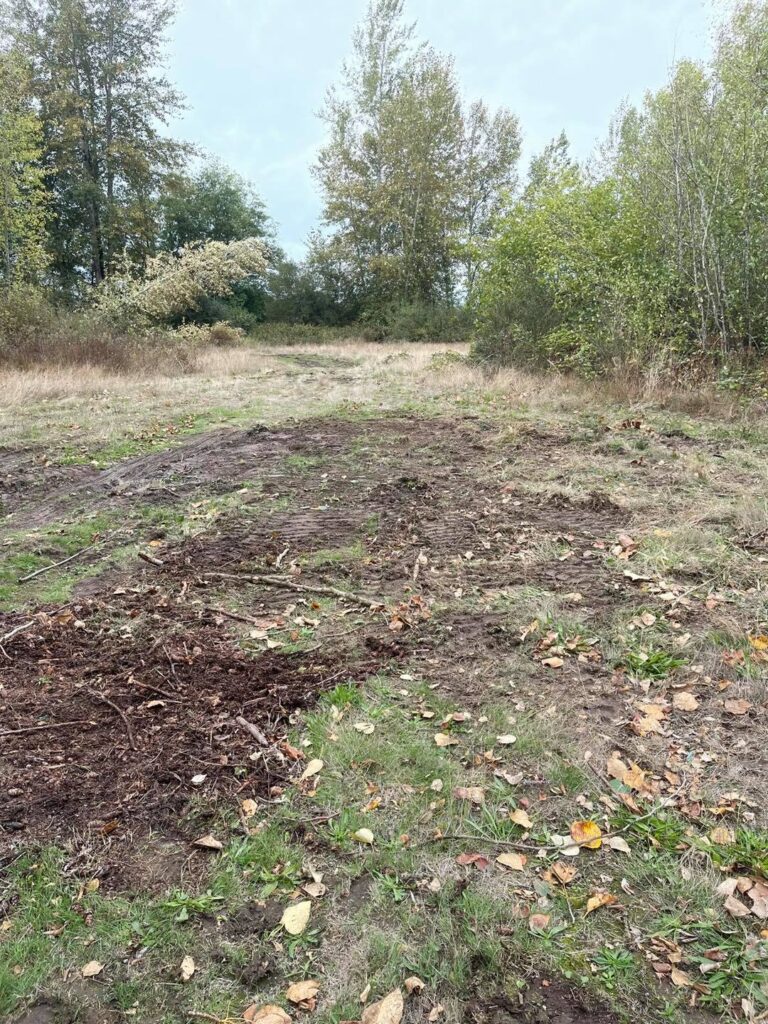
369, 302, 473, 343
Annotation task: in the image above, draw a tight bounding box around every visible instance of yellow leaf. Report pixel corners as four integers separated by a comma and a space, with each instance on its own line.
241, 798, 258, 818
510, 808, 532, 829
453, 786, 485, 805
281, 900, 311, 936
570, 820, 602, 850
670, 968, 693, 988
81, 961, 104, 978
193, 834, 223, 851
180, 955, 195, 982
541, 657, 564, 669
748, 634, 768, 651
710, 826, 734, 845
585, 892, 617, 915
353, 828, 375, 845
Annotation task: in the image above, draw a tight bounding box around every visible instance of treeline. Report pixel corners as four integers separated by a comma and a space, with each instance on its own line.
474, 0, 768, 375
2, 0, 768, 378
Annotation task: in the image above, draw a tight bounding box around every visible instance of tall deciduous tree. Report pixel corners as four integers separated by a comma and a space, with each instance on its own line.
0, 47, 47, 287
314, 0, 519, 312
5, 0, 187, 288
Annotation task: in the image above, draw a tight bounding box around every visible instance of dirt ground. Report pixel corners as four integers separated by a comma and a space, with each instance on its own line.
2, 349, 767, 1024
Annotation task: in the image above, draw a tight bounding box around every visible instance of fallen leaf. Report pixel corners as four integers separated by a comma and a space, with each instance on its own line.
456, 852, 491, 869
434, 733, 459, 747
300, 759, 324, 781
542, 657, 564, 669
281, 900, 311, 935
81, 961, 104, 979
404, 976, 425, 994
724, 699, 751, 716
510, 808, 532, 829
360, 982, 372, 1003
286, 979, 320, 1005
241, 798, 258, 818
361, 988, 404, 1024
673, 692, 699, 712
427, 1006, 445, 1022
193, 834, 223, 851
550, 861, 577, 884
453, 786, 485, 805
180, 955, 195, 982
496, 734, 517, 745
585, 892, 617, 915
354, 722, 375, 735
353, 828, 374, 845
430, 779, 444, 792
570, 820, 602, 850
244, 1006, 292, 1024
748, 634, 768, 651
710, 826, 735, 845
671, 968, 693, 988
529, 913, 551, 932
724, 894, 751, 918
607, 836, 631, 854
496, 852, 527, 871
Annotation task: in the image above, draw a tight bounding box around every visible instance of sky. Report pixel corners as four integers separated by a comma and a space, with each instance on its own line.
166, 0, 717, 259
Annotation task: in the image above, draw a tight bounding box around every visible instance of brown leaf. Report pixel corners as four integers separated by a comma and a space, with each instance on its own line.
541, 657, 564, 669
724, 894, 751, 918
453, 786, 485, 805
551, 861, 577, 885
496, 852, 527, 871
244, 1006, 292, 1024
193, 833, 223, 851
528, 913, 551, 932
404, 976, 425, 995
434, 733, 459, 747
81, 961, 104, 979
456, 852, 490, 869
361, 989, 404, 1024
672, 691, 699, 712
180, 955, 195, 982
724, 698, 751, 716
585, 892, 617, 915
286, 980, 320, 1006
670, 968, 693, 988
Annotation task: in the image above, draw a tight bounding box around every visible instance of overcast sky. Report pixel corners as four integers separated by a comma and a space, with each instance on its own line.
167, 0, 716, 258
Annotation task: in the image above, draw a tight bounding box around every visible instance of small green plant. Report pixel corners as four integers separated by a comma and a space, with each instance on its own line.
621, 647, 686, 680
592, 947, 636, 991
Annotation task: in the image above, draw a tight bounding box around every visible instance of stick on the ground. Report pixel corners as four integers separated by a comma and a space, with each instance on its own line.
138, 550, 164, 567
0, 620, 35, 645
88, 690, 137, 751
205, 571, 385, 609
235, 715, 269, 747
0, 718, 96, 738
204, 606, 261, 626
17, 538, 106, 583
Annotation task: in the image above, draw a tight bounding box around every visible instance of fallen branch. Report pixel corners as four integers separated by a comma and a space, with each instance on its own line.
0, 718, 96, 738
235, 715, 269, 747
138, 550, 164, 567
205, 571, 385, 609
18, 542, 101, 583
0, 620, 35, 649
205, 605, 260, 626
88, 690, 137, 751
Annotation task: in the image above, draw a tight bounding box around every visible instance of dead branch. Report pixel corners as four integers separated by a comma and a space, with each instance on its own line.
235, 715, 269, 747
138, 550, 164, 567
17, 542, 101, 583
204, 571, 385, 609
0, 718, 96, 738
88, 690, 137, 751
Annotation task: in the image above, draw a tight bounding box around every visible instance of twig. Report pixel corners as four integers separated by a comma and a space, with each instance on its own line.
0, 718, 95, 738
204, 571, 385, 609
138, 551, 164, 567
275, 546, 289, 567
205, 606, 260, 626
235, 715, 269, 747
88, 690, 137, 751
426, 798, 677, 854
18, 542, 101, 583
0, 620, 35, 657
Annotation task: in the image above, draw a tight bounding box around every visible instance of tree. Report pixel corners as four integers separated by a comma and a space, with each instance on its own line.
6, 0, 188, 288
314, 0, 520, 314
159, 161, 270, 253
0, 47, 47, 287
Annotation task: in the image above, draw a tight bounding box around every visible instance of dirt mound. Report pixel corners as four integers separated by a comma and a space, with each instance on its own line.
466, 980, 620, 1024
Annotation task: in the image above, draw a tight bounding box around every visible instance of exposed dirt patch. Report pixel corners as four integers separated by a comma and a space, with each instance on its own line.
0, 600, 395, 848
466, 980, 620, 1024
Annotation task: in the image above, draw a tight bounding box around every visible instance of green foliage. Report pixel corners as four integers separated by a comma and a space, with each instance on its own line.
0, 47, 48, 286
474, 1, 768, 374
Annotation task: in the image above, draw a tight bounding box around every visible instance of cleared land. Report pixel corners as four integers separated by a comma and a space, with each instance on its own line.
1, 344, 767, 1024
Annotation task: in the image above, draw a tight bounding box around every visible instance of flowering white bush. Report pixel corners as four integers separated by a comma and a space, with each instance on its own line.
96, 237, 268, 327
